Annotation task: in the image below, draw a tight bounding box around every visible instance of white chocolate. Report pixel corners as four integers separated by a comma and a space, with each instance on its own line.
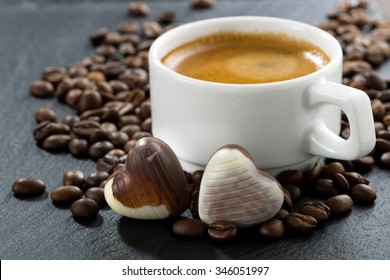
199, 147, 284, 227
104, 178, 170, 219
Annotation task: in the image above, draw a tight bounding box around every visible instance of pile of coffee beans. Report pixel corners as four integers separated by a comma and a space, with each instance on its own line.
11, 0, 386, 241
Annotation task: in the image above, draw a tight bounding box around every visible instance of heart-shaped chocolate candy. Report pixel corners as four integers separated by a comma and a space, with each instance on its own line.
199, 144, 284, 227
104, 137, 189, 219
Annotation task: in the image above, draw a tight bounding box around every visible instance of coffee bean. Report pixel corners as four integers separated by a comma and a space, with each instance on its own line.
42, 134, 71, 151
276, 169, 303, 185
96, 44, 116, 57
85, 187, 107, 207
85, 171, 110, 189
71, 198, 99, 222
89, 141, 114, 160
63, 169, 85, 187
107, 148, 126, 157
282, 184, 302, 202
343, 172, 370, 186
372, 99, 386, 121
34, 107, 56, 123
124, 140, 137, 153
42, 66, 67, 84
208, 221, 237, 241
67, 65, 88, 78
376, 138, 390, 153
158, 10, 176, 24
120, 124, 141, 138
117, 21, 139, 34
128, 1, 150, 17
89, 130, 110, 144
62, 116, 80, 129
173, 218, 208, 238
96, 154, 119, 173
33, 122, 71, 143
352, 157, 374, 174
321, 162, 345, 179
333, 173, 350, 193
273, 208, 289, 220
298, 201, 330, 222
285, 213, 317, 233
72, 120, 100, 138
68, 138, 89, 157
191, 0, 215, 9
29, 80, 54, 98
87, 71, 106, 83
109, 80, 129, 93
90, 27, 110, 46
305, 162, 322, 185
103, 32, 122, 46
141, 118, 152, 132
326, 194, 353, 215
108, 131, 129, 148
118, 68, 148, 88
50, 185, 83, 205
380, 151, 390, 168
142, 21, 163, 39
12, 177, 45, 197
314, 179, 339, 198
76, 90, 103, 113
350, 184, 377, 205
258, 219, 285, 240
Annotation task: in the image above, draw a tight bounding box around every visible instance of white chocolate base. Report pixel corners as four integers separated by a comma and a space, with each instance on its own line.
104, 178, 170, 219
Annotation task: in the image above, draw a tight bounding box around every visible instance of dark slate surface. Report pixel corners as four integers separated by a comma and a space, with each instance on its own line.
0, 0, 389, 260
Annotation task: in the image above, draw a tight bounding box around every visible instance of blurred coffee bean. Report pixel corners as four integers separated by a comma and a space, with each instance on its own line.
42, 134, 71, 151
34, 107, 56, 123
128, 1, 150, 16
42, 66, 67, 84
352, 156, 374, 173
72, 120, 100, 138
29, 80, 54, 98
89, 27, 110, 46
158, 10, 176, 24
142, 21, 163, 38
191, 0, 216, 8
117, 21, 139, 34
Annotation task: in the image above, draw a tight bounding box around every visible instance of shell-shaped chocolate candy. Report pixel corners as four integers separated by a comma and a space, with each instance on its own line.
199, 145, 284, 227
104, 137, 189, 219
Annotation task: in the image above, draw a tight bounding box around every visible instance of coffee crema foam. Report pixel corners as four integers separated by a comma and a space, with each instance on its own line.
161, 32, 330, 84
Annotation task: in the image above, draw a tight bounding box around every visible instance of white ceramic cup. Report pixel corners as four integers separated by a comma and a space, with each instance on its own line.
149, 16, 376, 175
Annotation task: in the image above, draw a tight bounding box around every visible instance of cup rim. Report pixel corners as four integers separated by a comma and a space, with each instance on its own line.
149, 16, 343, 88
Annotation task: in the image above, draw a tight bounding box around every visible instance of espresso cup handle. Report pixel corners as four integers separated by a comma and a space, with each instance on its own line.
306, 81, 376, 160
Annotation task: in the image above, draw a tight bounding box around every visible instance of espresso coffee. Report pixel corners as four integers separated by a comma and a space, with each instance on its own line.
161, 32, 330, 84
